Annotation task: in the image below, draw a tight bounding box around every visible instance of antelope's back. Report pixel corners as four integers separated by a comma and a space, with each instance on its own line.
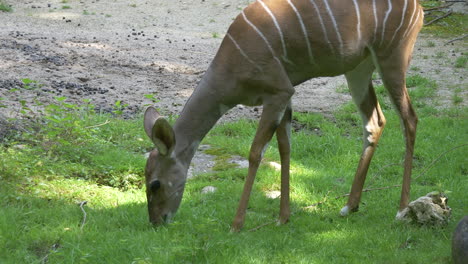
217, 0, 423, 83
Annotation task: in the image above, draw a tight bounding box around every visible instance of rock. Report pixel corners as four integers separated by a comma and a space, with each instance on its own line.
396, 191, 451, 226
265, 190, 281, 199
201, 186, 217, 194
452, 215, 468, 264
229, 155, 248, 168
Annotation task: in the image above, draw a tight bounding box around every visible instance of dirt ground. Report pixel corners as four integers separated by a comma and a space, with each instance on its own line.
0, 0, 466, 122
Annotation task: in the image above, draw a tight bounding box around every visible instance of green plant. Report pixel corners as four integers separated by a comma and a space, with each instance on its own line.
435, 51, 445, 59
0, 0, 12, 12
455, 55, 467, 69
112, 100, 129, 116
212, 32, 219, 38
143, 94, 160, 107
0, 97, 6, 108
426, 40, 435, 47
335, 84, 349, 94
21, 78, 43, 90
62, 5, 71, 9
452, 88, 464, 105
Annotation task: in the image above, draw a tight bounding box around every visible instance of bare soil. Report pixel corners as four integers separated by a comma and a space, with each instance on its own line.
0, 0, 466, 122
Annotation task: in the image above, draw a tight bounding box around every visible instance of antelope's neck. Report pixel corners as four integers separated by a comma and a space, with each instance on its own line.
172, 68, 230, 169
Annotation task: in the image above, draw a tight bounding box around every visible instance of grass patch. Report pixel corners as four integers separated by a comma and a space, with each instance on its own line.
1, 75, 467, 263
421, 1, 468, 38
0, 0, 12, 12
452, 87, 464, 105
455, 55, 467, 69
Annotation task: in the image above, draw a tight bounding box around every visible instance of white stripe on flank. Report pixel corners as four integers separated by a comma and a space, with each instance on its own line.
403, 7, 422, 40
352, 0, 361, 46
308, 0, 334, 54
388, 0, 408, 47
402, 0, 418, 39
380, 0, 393, 46
241, 11, 276, 58
226, 33, 261, 71
372, 0, 378, 43
286, 0, 313, 63
323, 0, 343, 54
258, 0, 288, 59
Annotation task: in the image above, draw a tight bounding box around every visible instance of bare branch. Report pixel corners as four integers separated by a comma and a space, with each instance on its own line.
444, 34, 468, 45
414, 144, 468, 180
424, 3, 454, 12
334, 185, 402, 200
85, 120, 110, 129
248, 220, 277, 232
424, 11, 453, 26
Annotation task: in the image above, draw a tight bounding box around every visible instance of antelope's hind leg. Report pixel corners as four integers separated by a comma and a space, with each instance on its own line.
375, 50, 418, 218
340, 57, 386, 216
276, 101, 292, 225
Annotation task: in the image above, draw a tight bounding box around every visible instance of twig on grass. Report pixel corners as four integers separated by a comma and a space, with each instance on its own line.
413, 143, 468, 180
444, 34, 468, 45
79, 201, 88, 231
303, 189, 333, 209
424, 3, 454, 12
248, 220, 277, 232
424, 11, 453, 26
85, 120, 110, 129
334, 185, 402, 200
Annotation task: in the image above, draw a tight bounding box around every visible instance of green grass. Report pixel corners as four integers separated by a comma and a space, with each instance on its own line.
455, 55, 467, 69
421, 1, 468, 38
0, 0, 12, 12
1, 75, 467, 263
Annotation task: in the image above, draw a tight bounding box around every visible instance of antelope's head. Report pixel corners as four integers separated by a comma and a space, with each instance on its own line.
143, 107, 186, 225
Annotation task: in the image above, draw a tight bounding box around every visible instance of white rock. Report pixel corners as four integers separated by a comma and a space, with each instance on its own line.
201, 186, 217, 194
265, 190, 281, 199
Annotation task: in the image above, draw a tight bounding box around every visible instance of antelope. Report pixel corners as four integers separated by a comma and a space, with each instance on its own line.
143, 0, 424, 231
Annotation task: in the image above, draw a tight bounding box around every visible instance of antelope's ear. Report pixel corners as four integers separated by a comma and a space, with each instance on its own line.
143, 107, 175, 156
144, 107, 160, 138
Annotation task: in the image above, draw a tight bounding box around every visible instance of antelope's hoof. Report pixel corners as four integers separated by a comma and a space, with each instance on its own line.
278, 216, 290, 225
340, 205, 359, 216
230, 220, 243, 233
395, 208, 409, 221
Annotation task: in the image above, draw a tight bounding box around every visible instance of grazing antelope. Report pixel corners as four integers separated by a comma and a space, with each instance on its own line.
143, 0, 424, 231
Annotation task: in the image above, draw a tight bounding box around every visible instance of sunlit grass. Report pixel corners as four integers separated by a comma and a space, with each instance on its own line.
1, 73, 467, 263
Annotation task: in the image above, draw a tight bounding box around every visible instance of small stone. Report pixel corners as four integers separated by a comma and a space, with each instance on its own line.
201, 186, 217, 194
265, 191, 281, 199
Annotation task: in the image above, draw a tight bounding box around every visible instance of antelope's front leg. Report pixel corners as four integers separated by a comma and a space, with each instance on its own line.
231, 91, 293, 232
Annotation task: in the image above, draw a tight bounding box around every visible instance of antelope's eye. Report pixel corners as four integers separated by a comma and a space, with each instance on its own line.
150, 180, 161, 192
